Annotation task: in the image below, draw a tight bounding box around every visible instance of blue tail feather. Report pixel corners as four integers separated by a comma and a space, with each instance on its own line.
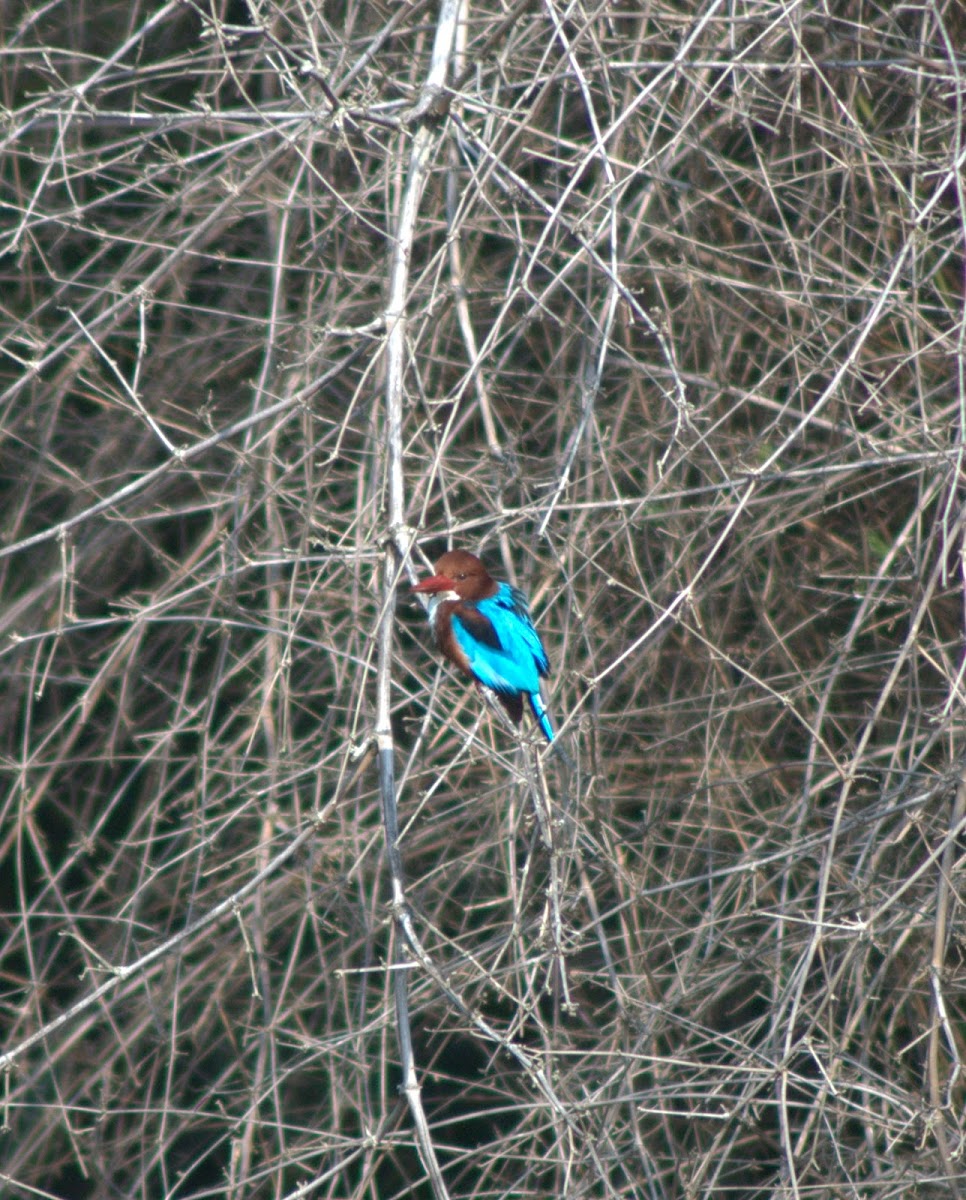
528, 691, 554, 742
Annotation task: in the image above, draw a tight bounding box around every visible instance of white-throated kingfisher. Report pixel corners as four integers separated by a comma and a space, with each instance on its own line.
412, 550, 554, 742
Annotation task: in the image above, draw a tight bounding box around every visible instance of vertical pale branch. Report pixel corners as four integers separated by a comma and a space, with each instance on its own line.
374, 3, 461, 1196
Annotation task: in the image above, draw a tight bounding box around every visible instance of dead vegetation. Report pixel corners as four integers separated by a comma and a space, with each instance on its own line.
1, 1, 965, 1197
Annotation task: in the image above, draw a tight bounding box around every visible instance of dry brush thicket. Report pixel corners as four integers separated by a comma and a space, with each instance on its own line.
1, 1, 965, 1197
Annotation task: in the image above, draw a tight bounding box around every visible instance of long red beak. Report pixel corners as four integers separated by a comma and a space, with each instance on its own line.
412, 573, 454, 594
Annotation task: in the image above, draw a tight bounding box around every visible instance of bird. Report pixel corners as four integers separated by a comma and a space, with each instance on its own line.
412, 549, 554, 742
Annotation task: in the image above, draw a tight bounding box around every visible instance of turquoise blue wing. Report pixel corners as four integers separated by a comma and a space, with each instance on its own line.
450, 584, 549, 695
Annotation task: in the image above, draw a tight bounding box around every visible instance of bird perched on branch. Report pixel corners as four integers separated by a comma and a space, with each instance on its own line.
412, 549, 554, 742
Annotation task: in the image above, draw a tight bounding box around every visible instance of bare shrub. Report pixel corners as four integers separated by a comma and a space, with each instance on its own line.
2, 1, 965, 1196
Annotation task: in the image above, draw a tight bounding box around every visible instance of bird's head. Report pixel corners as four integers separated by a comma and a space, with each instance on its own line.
412, 550, 497, 602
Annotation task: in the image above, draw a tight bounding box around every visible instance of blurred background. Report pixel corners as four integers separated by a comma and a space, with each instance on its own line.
1, 1, 965, 1196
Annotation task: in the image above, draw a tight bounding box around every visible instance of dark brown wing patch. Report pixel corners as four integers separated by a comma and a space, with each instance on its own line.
451, 604, 503, 653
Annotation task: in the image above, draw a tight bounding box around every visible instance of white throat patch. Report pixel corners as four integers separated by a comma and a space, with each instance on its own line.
426, 590, 459, 625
